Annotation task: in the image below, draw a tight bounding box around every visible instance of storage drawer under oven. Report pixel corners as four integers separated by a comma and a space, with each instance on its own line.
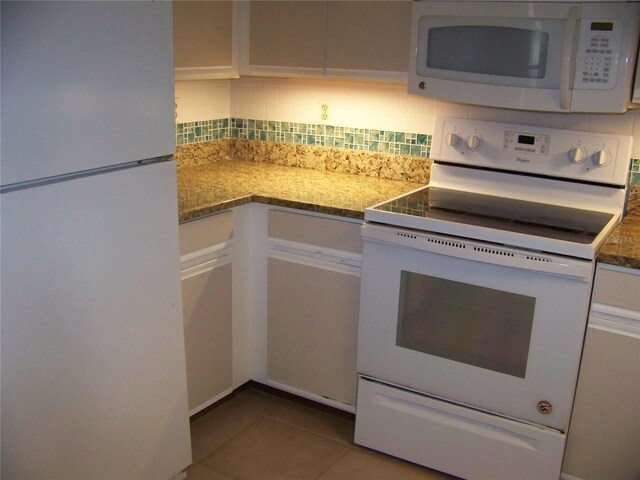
355, 375, 565, 480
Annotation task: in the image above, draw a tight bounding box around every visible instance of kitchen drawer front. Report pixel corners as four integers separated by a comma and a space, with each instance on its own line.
179, 210, 234, 256
354, 376, 565, 480
592, 266, 640, 312
268, 209, 362, 254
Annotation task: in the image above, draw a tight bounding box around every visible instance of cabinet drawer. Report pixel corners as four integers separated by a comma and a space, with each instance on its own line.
268, 209, 362, 253
592, 267, 640, 311
179, 210, 234, 255
355, 376, 565, 480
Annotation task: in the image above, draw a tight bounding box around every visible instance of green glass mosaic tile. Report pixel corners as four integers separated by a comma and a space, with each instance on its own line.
630, 158, 640, 185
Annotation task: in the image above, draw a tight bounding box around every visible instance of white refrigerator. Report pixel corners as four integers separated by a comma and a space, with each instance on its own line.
1, 2, 192, 479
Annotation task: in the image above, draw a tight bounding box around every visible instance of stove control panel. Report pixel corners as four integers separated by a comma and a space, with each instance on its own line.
433, 117, 633, 186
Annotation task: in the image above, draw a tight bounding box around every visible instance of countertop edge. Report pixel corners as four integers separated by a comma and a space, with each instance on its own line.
179, 195, 366, 224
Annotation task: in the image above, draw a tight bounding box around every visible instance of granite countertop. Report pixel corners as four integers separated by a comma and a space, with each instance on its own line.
176, 152, 640, 270
597, 214, 640, 270
176, 159, 423, 223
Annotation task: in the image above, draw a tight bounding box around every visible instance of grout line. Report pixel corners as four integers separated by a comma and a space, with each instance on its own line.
311, 445, 352, 480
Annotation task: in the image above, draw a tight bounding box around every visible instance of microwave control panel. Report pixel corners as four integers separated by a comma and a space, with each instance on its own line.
574, 19, 623, 90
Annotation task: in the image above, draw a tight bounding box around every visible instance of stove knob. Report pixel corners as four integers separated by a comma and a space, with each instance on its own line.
466, 134, 483, 151
568, 146, 587, 164
447, 132, 461, 148
592, 149, 611, 167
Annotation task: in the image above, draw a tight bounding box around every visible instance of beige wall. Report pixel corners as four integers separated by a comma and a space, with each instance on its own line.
174, 80, 232, 123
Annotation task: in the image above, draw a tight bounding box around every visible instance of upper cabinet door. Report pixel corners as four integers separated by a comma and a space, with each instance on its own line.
246, 0, 327, 76
325, 0, 411, 82
1, 1, 175, 186
241, 0, 411, 83
173, 0, 239, 80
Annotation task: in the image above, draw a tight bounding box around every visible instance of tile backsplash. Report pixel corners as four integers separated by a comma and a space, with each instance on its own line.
177, 118, 431, 158
631, 158, 640, 185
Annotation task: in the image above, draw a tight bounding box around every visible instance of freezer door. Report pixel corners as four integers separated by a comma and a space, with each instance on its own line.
0, 1, 175, 185
1, 161, 191, 479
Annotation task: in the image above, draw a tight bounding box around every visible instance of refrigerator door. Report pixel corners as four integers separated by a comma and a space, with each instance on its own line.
0, 1, 175, 186
1, 161, 191, 479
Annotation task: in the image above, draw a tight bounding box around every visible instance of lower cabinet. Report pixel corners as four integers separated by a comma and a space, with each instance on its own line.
177, 206, 363, 414
562, 265, 640, 480
181, 263, 233, 414
266, 209, 362, 408
267, 258, 360, 405
179, 211, 234, 414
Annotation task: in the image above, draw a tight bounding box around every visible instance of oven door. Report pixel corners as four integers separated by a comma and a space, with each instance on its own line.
357, 223, 594, 431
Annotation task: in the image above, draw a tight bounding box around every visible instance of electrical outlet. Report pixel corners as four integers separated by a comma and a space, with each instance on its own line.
319, 101, 329, 123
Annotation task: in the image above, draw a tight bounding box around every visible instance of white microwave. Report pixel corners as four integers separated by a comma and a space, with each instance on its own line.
409, 1, 640, 113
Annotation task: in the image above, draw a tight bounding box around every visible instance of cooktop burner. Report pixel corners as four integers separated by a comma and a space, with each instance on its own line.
372, 187, 613, 245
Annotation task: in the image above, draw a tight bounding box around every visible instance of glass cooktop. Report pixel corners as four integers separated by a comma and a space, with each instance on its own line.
371, 187, 614, 245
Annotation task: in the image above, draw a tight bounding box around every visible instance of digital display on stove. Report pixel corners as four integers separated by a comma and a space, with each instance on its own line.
518, 135, 536, 145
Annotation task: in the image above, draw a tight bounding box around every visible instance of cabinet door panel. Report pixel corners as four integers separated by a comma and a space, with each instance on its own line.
249, 1, 326, 69
326, 1, 411, 72
562, 327, 640, 480
267, 258, 360, 405
182, 263, 233, 412
173, 0, 233, 69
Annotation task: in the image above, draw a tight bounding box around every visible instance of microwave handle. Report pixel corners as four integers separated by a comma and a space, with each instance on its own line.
560, 6, 580, 110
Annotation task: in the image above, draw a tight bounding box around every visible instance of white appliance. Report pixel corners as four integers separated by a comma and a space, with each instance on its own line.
354, 117, 632, 479
409, 1, 640, 113
1, 2, 192, 479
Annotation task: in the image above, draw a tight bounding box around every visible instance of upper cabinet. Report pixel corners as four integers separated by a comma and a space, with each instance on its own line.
325, 1, 411, 80
173, 0, 239, 80
247, 1, 326, 76
241, 0, 412, 83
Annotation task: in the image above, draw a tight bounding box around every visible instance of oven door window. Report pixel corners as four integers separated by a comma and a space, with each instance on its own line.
396, 271, 535, 378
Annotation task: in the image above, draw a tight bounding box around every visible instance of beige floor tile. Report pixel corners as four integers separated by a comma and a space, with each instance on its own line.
316, 447, 460, 480
225, 388, 287, 416
264, 399, 355, 445
201, 417, 348, 480
190, 391, 276, 462
186, 463, 236, 480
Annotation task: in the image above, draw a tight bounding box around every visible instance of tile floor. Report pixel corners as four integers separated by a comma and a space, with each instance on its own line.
186, 387, 459, 480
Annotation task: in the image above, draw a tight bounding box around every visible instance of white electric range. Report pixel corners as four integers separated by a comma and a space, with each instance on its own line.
355, 117, 632, 480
